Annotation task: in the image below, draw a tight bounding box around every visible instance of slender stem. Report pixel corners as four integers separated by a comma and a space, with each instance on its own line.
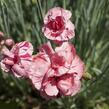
11, 76, 26, 95
63, 0, 66, 9
36, 0, 47, 44
1, 1, 10, 37
14, 0, 27, 39
37, 0, 44, 20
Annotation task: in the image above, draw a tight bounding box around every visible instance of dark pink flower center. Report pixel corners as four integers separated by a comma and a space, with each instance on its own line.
47, 16, 65, 32
13, 55, 19, 63
51, 53, 65, 68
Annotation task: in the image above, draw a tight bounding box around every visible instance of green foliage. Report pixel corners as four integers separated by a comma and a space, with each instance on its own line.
0, 0, 109, 109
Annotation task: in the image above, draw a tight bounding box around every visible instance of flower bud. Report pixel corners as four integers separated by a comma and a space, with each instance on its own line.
5, 38, 14, 47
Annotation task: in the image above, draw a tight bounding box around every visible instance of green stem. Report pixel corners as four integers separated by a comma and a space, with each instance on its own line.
14, 0, 27, 39
81, 65, 109, 94
1, 1, 10, 37
11, 76, 26, 95
37, 0, 44, 20
63, 0, 66, 9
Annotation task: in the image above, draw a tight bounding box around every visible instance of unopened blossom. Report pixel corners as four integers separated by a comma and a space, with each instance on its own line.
0, 41, 33, 78
0, 32, 14, 49
42, 7, 75, 43
29, 42, 84, 99
5, 38, 15, 48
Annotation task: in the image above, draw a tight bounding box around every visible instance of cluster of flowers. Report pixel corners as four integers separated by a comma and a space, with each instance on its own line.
0, 7, 84, 99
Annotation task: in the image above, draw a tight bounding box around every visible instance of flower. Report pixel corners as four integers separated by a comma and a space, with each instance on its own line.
29, 42, 84, 99
0, 41, 33, 78
42, 7, 75, 43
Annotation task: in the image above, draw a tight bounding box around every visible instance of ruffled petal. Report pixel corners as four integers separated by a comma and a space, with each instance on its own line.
68, 55, 85, 79
12, 64, 27, 77
44, 7, 72, 24
57, 74, 81, 96
60, 21, 75, 41
55, 42, 76, 65
44, 82, 59, 96
11, 41, 33, 60
39, 41, 54, 55
28, 54, 50, 90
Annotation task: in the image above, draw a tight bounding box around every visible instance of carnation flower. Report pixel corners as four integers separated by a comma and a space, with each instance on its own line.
0, 41, 33, 78
29, 42, 84, 99
42, 7, 75, 43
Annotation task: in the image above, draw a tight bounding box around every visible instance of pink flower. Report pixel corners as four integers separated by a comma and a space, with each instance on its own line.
42, 7, 75, 43
29, 42, 84, 99
0, 41, 33, 78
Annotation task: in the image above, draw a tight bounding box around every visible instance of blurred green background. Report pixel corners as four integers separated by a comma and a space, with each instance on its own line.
0, 0, 109, 109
